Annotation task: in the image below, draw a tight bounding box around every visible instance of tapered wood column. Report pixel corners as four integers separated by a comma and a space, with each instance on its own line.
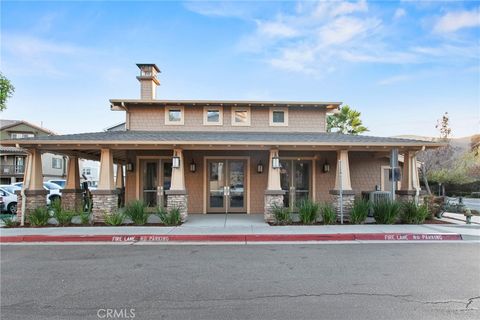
166, 149, 188, 221
264, 149, 285, 222
62, 156, 83, 211
330, 150, 354, 221
91, 149, 118, 222
396, 151, 422, 202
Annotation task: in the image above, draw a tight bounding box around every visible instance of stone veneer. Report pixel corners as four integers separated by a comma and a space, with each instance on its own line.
61, 189, 84, 211
165, 190, 188, 222
91, 190, 119, 223
329, 190, 355, 221
15, 190, 49, 221
264, 190, 286, 223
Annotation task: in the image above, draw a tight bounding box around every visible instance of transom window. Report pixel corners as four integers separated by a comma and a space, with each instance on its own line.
231, 107, 251, 126
10, 132, 35, 139
203, 106, 223, 125
269, 107, 288, 126
165, 106, 184, 125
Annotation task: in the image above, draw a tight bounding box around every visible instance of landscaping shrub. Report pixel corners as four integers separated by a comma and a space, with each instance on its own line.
373, 200, 401, 224
1, 216, 18, 228
320, 203, 337, 225
124, 200, 148, 225
104, 211, 125, 226
271, 205, 291, 225
54, 209, 75, 227
350, 199, 370, 224
298, 199, 319, 224
28, 207, 50, 227
157, 207, 182, 226
79, 212, 91, 225
401, 201, 429, 224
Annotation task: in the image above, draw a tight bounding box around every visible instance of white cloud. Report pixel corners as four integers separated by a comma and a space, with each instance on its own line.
394, 8, 406, 19
257, 20, 298, 38
433, 8, 480, 33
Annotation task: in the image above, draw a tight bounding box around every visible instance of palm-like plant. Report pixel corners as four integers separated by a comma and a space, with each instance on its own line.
327, 105, 368, 135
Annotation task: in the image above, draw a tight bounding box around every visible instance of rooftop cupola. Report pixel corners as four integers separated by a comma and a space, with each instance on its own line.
136, 63, 160, 100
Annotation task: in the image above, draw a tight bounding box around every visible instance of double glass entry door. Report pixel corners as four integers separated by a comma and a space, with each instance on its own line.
280, 160, 312, 211
208, 160, 247, 213
141, 159, 172, 208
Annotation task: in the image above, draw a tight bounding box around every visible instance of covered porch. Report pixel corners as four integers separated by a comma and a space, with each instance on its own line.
2, 131, 441, 224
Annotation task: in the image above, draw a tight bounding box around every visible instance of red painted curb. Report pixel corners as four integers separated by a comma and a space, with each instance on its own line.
0, 232, 463, 243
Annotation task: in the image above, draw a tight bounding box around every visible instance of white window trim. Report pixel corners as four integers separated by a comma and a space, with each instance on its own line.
165, 106, 185, 125
231, 106, 251, 126
269, 107, 288, 127
203, 106, 223, 126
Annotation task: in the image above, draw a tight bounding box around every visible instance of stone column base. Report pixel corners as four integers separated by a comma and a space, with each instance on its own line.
15, 189, 49, 220
329, 190, 355, 221
91, 190, 119, 223
395, 190, 424, 203
165, 190, 188, 222
264, 190, 286, 223
61, 189, 84, 211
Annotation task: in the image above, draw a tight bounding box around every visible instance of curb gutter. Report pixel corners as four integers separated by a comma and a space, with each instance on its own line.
0, 233, 463, 243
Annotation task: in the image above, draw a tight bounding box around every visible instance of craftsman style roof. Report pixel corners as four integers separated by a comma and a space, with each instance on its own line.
110, 99, 342, 110
2, 130, 443, 147
0, 119, 55, 135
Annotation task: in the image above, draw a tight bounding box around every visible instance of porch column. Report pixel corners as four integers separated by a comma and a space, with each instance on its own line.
165, 149, 188, 222
16, 149, 48, 224
264, 149, 286, 223
91, 149, 118, 222
396, 151, 421, 203
329, 150, 355, 221
62, 156, 83, 211
115, 163, 125, 207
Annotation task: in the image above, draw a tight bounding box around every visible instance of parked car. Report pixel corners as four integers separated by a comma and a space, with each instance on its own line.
12, 182, 62, 205
48, 179, 66, 188
0, 185, 20, 214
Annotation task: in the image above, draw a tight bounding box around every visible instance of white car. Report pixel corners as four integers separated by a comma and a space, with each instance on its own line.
12, 182, 62, 205
0, 185, 20, 214
48, 179, 66, 189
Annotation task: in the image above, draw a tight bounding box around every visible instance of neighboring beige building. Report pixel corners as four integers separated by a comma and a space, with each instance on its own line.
0, 120, 66, 184
3, 64, 442, 222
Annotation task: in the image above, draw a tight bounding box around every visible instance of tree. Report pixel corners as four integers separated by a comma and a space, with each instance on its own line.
435, 112, 451, 141
417, 112, 455, 195
327, 105, 368, 135
0, 73, 15, 111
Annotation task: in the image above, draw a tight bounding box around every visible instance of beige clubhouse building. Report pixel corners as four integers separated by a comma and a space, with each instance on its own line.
3, 64, 441, 222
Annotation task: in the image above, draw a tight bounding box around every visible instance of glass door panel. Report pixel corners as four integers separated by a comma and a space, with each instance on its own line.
294, 161, 310, 207
280, 160, 312, 211
228, 161, 246, 212
161, 161, 172, 208
142, 161, 158, 207
208, 161, 225, 212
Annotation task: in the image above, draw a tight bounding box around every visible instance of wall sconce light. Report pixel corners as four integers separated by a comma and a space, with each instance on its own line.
126, 163, 134, 172
272, 155, 281, 169
257, 161, 264, 174
172, 156, 181, 169
322, 160, 330, 173
189, 159, 196, 173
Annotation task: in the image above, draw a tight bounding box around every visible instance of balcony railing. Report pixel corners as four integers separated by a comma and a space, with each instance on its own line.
0, 165, 25, 175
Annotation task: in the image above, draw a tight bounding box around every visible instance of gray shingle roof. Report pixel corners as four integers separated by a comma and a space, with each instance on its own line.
6, 130, 441, 146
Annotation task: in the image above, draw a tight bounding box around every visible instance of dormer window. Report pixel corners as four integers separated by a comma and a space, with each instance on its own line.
269, 107, 288, 126
165, 106, 184, 125
203, 106, 223, 125
232, 106, 251, 126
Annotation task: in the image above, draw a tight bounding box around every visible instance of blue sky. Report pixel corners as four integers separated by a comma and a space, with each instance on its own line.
1, 0, 479, 137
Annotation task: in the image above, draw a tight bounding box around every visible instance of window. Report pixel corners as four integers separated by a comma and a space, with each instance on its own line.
231, 107, 251, 126
10, 133, 35, 139
165, 106, 184, 125
269, 107, 288, 126
203, 106, 223, 125
52, 158, 63, 169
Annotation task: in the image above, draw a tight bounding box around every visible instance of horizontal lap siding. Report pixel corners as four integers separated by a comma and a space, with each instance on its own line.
128, 106, 326, 132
